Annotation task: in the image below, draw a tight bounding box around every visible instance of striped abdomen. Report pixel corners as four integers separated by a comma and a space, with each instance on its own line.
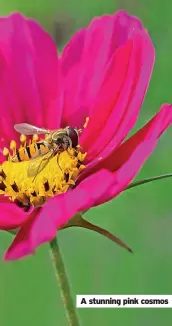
12, 142, 50, 162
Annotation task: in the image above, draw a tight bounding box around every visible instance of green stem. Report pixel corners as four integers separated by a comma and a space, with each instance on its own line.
49, 237, 80, 326
126, 172, 172, 190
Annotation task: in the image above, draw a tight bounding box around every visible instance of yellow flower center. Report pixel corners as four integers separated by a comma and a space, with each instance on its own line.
0, 134, 86, 210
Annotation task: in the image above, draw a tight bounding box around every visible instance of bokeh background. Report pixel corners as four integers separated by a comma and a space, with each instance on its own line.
0, 1, 172, 325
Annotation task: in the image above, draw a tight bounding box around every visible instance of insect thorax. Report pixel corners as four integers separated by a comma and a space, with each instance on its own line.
49, 131, 71, 150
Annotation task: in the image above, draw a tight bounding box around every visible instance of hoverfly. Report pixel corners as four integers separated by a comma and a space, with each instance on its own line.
12, 123, 82, 178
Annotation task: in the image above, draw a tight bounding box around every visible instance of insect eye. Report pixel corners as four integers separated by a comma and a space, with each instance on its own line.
67, 126, 78, 147
67, 126, 75, 136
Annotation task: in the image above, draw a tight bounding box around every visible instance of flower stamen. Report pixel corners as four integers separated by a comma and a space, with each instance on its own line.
20, 134, 26, 147
84, 117, 89, 129
0, 134, 87, 208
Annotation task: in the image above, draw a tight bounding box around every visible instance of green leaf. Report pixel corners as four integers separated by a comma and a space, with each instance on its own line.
60, 213, 133, 253
6, 229, 18, 235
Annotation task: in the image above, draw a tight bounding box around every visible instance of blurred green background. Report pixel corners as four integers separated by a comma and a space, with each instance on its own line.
0, 0, 172, 325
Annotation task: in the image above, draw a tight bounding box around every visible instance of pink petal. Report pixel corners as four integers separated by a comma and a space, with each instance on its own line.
81, 29, 154, 162
0, 152, 4, 163
80, 104, 172, 181
105, 103, 172, 172
95, 140, 157, 206
0, 12, 60, 150
0, 201, 31, 230
60, 29, 86, 127
27, 18, 61, 129
4, 170, 115, 260
60, 10, 145, 129
4, 208, 40, 260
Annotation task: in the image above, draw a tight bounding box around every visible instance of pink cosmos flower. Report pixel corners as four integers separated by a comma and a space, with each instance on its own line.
0, 11, 171, 261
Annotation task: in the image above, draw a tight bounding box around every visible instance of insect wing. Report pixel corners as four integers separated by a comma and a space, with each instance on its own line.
14, 123, 50, 135
27, 151, 53, 178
